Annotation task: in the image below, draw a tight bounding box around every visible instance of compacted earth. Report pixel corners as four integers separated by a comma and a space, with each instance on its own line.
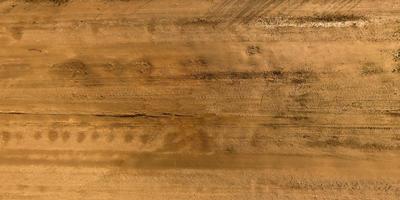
0, 0, 400, 199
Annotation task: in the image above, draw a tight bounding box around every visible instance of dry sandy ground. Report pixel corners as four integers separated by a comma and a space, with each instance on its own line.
0, 0, 400, 199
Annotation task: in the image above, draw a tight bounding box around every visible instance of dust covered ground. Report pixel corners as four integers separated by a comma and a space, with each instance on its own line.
0, 0, 400, 199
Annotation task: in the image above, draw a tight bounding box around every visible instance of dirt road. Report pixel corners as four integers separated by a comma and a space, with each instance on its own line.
0, 0, 400, 199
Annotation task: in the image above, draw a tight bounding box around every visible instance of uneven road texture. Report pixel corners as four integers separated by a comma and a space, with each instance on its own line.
1, 0, 400, 199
